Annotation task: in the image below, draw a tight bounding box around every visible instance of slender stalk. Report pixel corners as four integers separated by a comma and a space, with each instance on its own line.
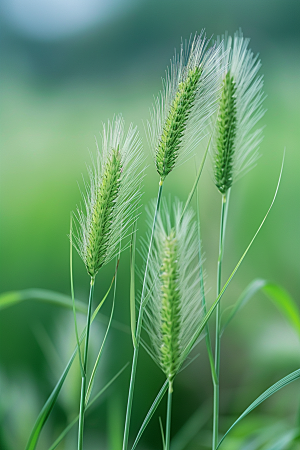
180, 133, 211, 223
213, 193, 228, 450
78, 277, 95, 450
70, 216, 84, 376
196, 188, 217, 385
165, 380, 173, 450
122, 181, 163, 450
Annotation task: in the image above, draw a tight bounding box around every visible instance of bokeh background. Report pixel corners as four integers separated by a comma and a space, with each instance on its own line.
1, 0, 300, 449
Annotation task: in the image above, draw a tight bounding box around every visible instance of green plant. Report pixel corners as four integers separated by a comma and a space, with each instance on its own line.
2, 28, 299, 450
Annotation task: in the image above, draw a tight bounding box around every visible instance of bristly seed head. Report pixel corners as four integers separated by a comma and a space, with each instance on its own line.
212, 30, 265, 193
160, 229, 181, 381
85, 148, 122, 277
148, 31, 223, 182
73, 116, 144, 279
214, 72, 237, 194
143, 200, 204, 380
156, 66, 202, 180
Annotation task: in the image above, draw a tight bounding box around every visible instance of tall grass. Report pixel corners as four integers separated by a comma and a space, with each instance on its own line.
2, 28, 299, 450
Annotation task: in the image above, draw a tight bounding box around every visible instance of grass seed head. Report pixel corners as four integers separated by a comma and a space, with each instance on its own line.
213, 29, 265, 193
143, 200, 204, 380
148, 31, 223, 182
73, 116, 144, 278
214, 72, 237, 194
160, 229, 181, 381
85, 147, 122, 277
155, 66, 202, 180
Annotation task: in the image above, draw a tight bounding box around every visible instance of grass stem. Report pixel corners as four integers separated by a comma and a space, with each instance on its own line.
196, 188, 217, 385
122, 181, 163, 450
213, 192, 228, 450
165, 380, 173, 450
70, 216, 84, 376
78, 277, 95, 450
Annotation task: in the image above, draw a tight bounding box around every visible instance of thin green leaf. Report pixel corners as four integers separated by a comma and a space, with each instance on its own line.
263, 282, 300, 337
91, 259, 119, 323
180, 132, 211, 223
48, 364, 129, 450
70, 215, 84, 376
0, 288, 87, 313
217, 369, 300, 449
196, 178, 217, 385
85, 259, 119, 405
159, 417, 166, 450
181, 156, 284, 364
221, 279, 300, 338
130, 224, 137, 348
131, 380, 169, 450
25, 264, 119, 450
0, 287, 129, 334
221, 279, 267, 335
25, 347, 78, 450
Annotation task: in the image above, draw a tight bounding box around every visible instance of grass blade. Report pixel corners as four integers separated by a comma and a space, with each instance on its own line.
263, 282, 300, 337
221, 279, 300, 337
25, 264, 118, 450
70, 215, 84, 376
196, 175, 217, 385
85, 259, 119, 405
217, 369, 300, 448
221, 279, 266, 334
48, 364, 129, 450
0, 287, 129, 335
159, 417, 166, 450
180, 133, 211, 223
25, 349, 77, 450
130, 224, 137, 348
181, 156, 284, 364
91, 259, 119, 323
130, 380, 169, 450
0, 289, 87, 313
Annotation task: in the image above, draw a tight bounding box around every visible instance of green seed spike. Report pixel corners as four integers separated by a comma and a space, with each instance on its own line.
86, 148, 122, 277
214, 71, 237, 194
156, 66, 202, 180
160, 229, 181, 381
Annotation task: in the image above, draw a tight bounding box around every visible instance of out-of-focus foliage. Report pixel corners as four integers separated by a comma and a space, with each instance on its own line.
1, 0, 300, 448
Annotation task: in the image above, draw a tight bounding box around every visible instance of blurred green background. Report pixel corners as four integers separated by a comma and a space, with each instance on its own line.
1, 0, 300, 448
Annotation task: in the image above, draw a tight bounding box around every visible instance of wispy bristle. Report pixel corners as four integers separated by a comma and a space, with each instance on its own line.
156, 66, 202, 180
212, 29, 265, 192
148, 31, 223, 181
73, 116, 144, 278
85, 148, 122, 277
143, 200, 204, 379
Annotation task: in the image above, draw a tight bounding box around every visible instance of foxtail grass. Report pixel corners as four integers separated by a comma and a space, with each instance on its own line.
122, 32, 219, 450
212, 30, 265, 194
211, 30, 265, 450
148, 31, 222, 183
19, 26, 292, 450
72, 116, 144, 450
143, 200, 204, 449
73, 115, 144, 277
214, 72, 237, 194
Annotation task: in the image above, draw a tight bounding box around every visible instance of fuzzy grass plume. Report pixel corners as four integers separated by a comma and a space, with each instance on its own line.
73, 116, 144, 278
148, 32, 222, 182
213, 30, 265, 194
143, 200, 204, 381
